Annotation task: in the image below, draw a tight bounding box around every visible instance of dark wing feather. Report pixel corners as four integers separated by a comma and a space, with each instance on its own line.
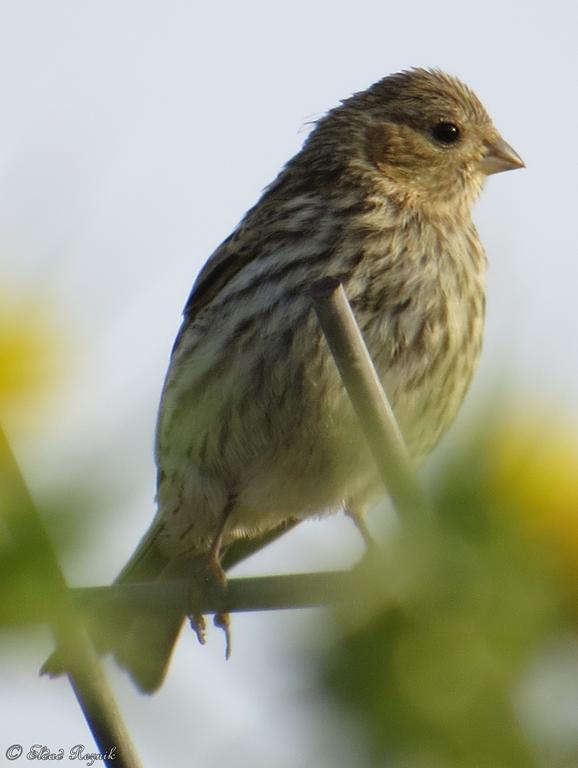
176, 169, 296, 341
170, 223, 261, 355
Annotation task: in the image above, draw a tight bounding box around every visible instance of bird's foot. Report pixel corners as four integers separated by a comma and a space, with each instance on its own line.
187, 553, 232, 658
203, 556, 232, 659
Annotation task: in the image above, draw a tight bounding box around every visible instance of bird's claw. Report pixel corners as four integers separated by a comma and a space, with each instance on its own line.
189, 613, 207, 646
213, 612, 232, 659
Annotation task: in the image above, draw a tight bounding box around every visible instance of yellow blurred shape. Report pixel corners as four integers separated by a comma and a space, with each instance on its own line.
489, 411, 578, 584
0, 297, 65, 418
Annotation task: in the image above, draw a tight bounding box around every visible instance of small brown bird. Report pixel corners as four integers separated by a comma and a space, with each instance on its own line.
44, 68, 524, 691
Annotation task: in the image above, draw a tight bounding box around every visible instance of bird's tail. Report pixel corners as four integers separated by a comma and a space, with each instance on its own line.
108, 531, 194, 693
41, 518, 302, 691
40, 528, 200, 694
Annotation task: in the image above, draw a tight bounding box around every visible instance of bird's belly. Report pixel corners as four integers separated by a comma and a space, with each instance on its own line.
230, 401, 374, 533
230, 318, 482, 536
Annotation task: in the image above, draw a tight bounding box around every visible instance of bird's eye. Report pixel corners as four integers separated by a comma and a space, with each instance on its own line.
431, 122, 461, 144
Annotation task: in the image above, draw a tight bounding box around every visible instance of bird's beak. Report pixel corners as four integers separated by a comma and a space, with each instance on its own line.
480, 136, 525, 175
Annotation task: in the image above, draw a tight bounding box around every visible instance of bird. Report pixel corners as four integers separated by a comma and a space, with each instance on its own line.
42, 68, 524, 692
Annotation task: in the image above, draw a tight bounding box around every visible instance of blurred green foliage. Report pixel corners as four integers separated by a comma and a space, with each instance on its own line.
321, 414, 578, 768
0, 487, 98, 628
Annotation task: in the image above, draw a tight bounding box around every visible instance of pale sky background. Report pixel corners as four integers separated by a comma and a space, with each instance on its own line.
1, 1, 577, 766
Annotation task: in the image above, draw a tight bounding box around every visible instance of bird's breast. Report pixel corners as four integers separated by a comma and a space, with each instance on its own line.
344, 214, 487, 458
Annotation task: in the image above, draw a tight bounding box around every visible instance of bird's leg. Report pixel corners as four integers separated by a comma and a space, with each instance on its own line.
344, 503, 377, 553
205, 509, 230, 586
190, 494, 235, 658
189, 512, 229, 649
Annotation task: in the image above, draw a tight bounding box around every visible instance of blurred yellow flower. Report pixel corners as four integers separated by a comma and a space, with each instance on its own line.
489, 410, 578, 588
0, 295, 65, 422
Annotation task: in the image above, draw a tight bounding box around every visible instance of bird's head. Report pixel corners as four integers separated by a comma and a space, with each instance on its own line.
308, 68, 524, 220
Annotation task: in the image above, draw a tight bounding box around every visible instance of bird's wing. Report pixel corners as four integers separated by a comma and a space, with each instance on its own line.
166, 223, 260, 358
183, 222, 259, 322
178, 167, 296, 333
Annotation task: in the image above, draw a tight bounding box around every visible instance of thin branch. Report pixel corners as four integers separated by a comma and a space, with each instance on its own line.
0, 427, 142, 768
310, 278, 430, 526
70, 571, 356, 619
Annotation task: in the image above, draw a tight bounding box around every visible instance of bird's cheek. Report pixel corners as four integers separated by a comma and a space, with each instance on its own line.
365, 124, 394, 169
365, 123, 415, 173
